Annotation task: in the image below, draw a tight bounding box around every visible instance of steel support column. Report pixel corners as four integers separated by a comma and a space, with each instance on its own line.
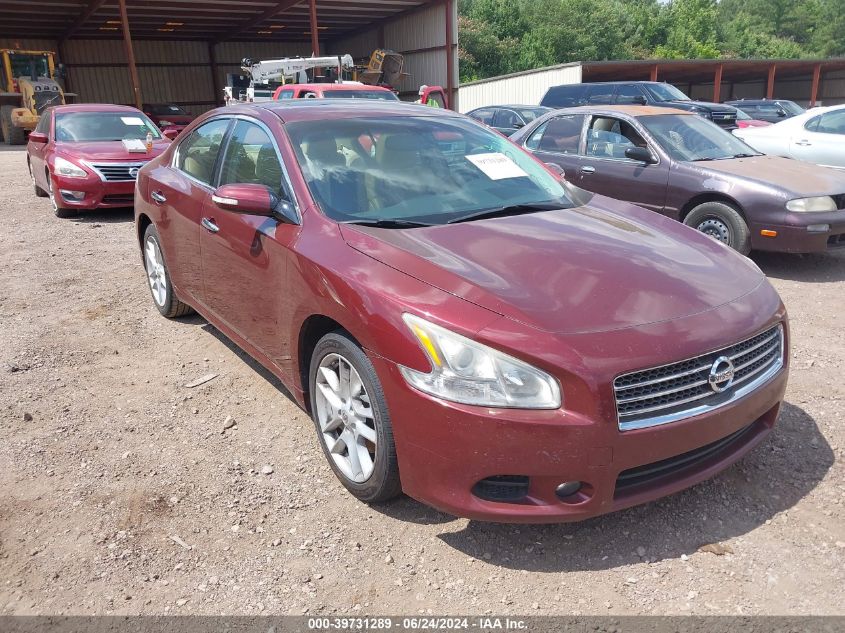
649, 64, 658, 82
766, 64, 777, 99
713, 63, 723, 103
445, 0, 454, 109
117, 0, 142, 109
309, 0, 320, 56
810, 63, 821, 107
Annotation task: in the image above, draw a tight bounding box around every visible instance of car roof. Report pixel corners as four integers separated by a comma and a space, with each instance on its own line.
551, 105, 693, 117
726, 99, 796, 104
51, 104, 142, 113
277, 83, 393, 92
233, 99, 463, 124
473, 104, 551, 110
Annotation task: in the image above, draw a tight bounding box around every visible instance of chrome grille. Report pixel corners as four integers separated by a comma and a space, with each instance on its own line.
614, 324, 784, 431
88, 162, 147, 182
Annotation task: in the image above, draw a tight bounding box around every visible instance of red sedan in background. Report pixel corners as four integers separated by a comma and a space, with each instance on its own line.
142, 103, 195, 134
135, 101, 787, 523
27, 104, 170, 217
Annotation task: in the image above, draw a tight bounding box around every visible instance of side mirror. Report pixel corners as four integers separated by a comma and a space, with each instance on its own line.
28, 131, 48, 144
162, 127, 180, 140
625, 146, 657, 164
776, 109, 787, 117
635, 95, 647, 105
544, 162, 565, 179
212, 183, 277, 216
512, 121, 525, 130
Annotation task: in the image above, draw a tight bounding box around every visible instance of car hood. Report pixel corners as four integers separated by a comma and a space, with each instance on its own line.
153, 115, 193, 125
340, 195, 765, 334
56, 140, 170, 161
693, 155, 845, 196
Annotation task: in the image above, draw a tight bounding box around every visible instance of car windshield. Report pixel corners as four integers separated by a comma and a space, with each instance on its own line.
286, 115, 573, 225
640, 114, 760, 162
643, 83, 690, 102
518, 107, 550, 123
147, 104, 188, 115
323, 90, 399, 101
780, 101, 805, 116
55, 112, 161, 142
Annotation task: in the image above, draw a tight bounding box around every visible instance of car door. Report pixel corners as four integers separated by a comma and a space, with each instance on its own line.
522, 114, 587, 179
614, 84, 647, 105
577, 115, 670, 213
199, 116, 301, 371
152, 116, 232, 306
791, 110, 845, 168
28, 108, 52, 188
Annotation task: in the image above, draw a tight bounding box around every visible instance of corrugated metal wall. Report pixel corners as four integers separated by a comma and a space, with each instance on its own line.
457, 63, 582, 112
331, 1, 458, 105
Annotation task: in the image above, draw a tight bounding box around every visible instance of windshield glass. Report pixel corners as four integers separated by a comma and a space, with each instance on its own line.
147, 104, 188, 115
286, 116, 573, 225
322, 90, 399, 101
643, 83, 690, 102
780, 101, 804, 116
10, 53, 50, 79
518, 107, 551, 123
55, 112, 162, 142
641, 114, 760, 161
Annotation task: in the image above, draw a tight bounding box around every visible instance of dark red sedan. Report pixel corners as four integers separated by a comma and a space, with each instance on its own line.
135, 101, 788, 523
142, 103, 195, 134
27, 104, 170, 217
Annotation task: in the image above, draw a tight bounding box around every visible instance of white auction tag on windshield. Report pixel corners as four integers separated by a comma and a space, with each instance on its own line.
121, 116, 145, 126
466, 152, 528, 180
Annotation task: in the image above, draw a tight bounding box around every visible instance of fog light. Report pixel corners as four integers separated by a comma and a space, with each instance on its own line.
555, 481, 582, 499
60, 190, 86, 201
807, 224, 830, 233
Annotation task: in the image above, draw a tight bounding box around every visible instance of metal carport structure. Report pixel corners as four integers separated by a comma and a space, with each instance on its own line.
0, 0, 458, 113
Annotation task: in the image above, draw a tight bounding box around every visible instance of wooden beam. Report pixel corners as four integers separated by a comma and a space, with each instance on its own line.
309, 0, 320, 56
766, 64, 776, 99
810, 63, 821, 107
218, 0, 301, 42
712, 63, 723, 103
62, 0, 107, 41
118, 0, 142, 109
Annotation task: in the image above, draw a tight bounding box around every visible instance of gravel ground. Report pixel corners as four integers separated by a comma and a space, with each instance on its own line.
1, 146, 843, 616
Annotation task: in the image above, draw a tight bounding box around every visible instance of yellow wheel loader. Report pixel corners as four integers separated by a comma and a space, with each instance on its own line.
0, 49, 72, 145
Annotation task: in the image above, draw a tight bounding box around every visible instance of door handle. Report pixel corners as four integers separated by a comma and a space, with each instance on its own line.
580, 165, 596, 174
795, 139, 812, 146
150, 190, 167, 204
201, 217, 219, 233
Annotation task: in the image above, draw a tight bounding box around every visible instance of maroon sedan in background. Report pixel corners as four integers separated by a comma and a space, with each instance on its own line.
142, 103, 195, 134
27, 104, 170, 218
511, 105, 845, 253
135, 101, 788, 523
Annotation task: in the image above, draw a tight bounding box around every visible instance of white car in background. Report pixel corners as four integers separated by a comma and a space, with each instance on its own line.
733, 104, 845, 170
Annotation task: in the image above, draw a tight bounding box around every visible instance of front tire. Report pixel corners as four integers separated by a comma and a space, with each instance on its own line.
46, 171, 76, 218
142, 224, 194, 318
684, 201, 751, 255
309, 332, 401, 503
0, 106, 26, 145
30, 161, 48, 197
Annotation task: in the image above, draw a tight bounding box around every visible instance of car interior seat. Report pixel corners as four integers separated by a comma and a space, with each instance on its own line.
303, 135, 366, 215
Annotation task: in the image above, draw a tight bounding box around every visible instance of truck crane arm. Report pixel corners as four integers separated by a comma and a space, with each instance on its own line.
241, 54, 355, 84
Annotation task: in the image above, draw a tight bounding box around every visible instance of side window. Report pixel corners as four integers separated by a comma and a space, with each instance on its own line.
542, 85, 585, 108
493, 109, 520, 129
426, 92, 446, 108
804, 115, 822, 132
35, 110, 51, 135
584, 84, 616, 105
615, 84, 646, 105
586, 116, 648, 160
472, 109, 495, 125
525, 115, 585, 154
300, 91, 318, 99
816, 110, 845, 135
219, 120, 286, 196
176, 118, 230, 185
277, 89, 294, 100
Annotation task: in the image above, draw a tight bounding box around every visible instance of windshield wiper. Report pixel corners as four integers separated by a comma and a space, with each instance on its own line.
732, 152, 761, 158
447, 202, 563, 224
345, 219, 433, 229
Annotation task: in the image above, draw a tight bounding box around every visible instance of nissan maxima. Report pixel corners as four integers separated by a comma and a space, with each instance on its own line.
134, 101, 788, 523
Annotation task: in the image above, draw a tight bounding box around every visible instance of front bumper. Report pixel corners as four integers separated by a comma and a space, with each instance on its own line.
52, 173, 136, 210
372, 286, 788, 523
750, 210, 845, 253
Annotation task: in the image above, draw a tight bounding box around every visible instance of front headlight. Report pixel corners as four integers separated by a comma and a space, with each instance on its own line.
54, 156, 87, 179
398, 314, 561, 409
786, 196, 837, 213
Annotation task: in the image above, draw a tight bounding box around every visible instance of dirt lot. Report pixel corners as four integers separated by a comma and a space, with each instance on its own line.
0, 146, 843, 617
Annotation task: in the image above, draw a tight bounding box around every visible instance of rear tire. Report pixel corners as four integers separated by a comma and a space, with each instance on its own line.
684, 201, 751, 255
309, 331, 401, 503
0, 106, 26, 145
29, 161, 48, 197
142, 224, 194, 318
46, 171, 76, 218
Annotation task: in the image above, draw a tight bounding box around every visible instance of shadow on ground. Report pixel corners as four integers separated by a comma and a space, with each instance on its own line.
753, 249, 845, 283
430, 402, 831, 571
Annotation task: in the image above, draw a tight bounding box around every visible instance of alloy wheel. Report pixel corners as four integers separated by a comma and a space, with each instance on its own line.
144, 236, 168, 307
696, 217, 731, 244
314, 353, 377, 483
